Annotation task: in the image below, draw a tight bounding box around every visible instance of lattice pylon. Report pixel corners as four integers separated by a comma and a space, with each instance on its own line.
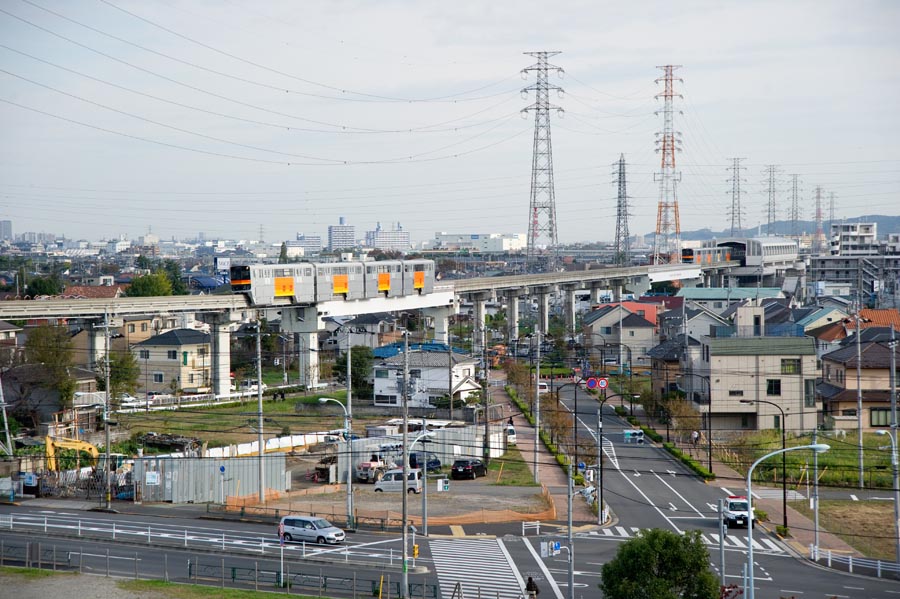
652, 65, 683, 264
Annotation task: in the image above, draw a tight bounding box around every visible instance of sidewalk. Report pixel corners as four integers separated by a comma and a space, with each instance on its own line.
494, 384, 595, 526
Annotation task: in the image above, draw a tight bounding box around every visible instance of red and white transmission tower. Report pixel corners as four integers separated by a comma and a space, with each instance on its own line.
652, 65, 683, 264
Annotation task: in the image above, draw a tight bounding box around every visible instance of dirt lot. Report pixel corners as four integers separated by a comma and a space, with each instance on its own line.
790, 499, 896, 560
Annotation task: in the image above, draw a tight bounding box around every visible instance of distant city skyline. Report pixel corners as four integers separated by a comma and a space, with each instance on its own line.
1, 1, 898, 244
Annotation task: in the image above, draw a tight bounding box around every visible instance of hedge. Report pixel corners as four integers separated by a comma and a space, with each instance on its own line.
663, 442, 716, 480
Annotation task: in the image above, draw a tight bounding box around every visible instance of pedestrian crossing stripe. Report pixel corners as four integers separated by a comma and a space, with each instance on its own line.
581, 528, 783, 553
429, 538, 523, 599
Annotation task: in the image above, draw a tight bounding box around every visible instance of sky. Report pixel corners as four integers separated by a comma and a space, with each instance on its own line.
1, 0, 898, 247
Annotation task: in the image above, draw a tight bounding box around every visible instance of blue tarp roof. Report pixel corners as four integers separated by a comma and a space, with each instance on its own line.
373, 341, 469, 359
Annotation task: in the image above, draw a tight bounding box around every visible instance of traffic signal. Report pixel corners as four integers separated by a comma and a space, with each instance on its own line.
412, 544, 419, 558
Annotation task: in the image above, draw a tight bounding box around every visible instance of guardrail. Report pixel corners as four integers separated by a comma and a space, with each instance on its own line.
0, 513, 412, 570
810, 546, 900, 580
0, 537, 436, 598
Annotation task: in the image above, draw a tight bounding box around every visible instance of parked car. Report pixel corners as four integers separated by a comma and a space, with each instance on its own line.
451, 458, 487, 480
409, 451, 441, 472
278, 516, 345, 544
506, 426, 517, 446
374, 468, 422, 494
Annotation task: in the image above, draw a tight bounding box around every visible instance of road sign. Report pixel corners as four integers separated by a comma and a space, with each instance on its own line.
578, 461, 586, 471
219, 465, 226, 474
437, 478, 450, 492
597, 378, 609, 389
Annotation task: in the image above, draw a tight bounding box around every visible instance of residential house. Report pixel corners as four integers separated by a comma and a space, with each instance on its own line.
807, 309, 900, 358
817, 330, 899, 433
582, 303, 659, 368
134, 329, 211, 395
658, 305, 730, 342
683, 305, 820, 435
1, 364, 97, 429
647, 333, 701, 403
372, 349, 480, 409
674, 288, 785, 315
0, 320, 22, 366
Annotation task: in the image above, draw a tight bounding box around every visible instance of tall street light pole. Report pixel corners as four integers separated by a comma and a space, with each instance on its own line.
741, 399, 788, 531
256, 320, 265, 503
412, 423, 434, 537
319, 398, 352, 529
745, 444, 830, 599
877, 430, 900, 564
401, 331, 410, 599
597, 393, 628, 526
533, 329, 541, 484
103, 309, 112, 510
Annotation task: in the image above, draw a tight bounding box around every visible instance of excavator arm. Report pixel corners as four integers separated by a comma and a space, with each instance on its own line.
44, 436, 100, 471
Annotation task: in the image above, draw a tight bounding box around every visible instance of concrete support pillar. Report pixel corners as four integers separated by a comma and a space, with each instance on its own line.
425, 306, 452, 344
532, 286, 552, 335
590, 283, 606, 306
471, 292, 490, 357
504, 289, 523, 342
85, 320, 106, 370
561, 284, 578, 338
197, 311, 240, 397
281, 306, 322, 388
612, 280, 623, 302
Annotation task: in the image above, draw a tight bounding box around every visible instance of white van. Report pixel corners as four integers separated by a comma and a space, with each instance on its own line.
240, 379, 267, 393
506, 425, 517, 446
537, 382, 550, 394
278, 515, 345, 544
374, 468, 423, 494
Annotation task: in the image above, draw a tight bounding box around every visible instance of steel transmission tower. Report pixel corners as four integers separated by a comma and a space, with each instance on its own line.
652, 65, 683, 264
829, 192, 836, 226
763, 165, 781, 235
813, 186, 825, 254
788, 174, 801, 241
522, 51, 564, 266
613, 154, 630, 266
727, 158, 746, 235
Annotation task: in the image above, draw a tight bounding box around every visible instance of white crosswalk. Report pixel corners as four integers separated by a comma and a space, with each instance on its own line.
580, 526, 785, 553
429, 538, 523, 599
753, 488, 805, 500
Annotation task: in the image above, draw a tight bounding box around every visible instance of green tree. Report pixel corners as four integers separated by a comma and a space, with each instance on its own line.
332, 345, 373, 392
96, 350, 141, 403
600, 528, 719, 599
135, 255, 153, 270
279, 242, 288, 262
126, 272, 173, 297
27, 275, 64, 296
23, 324, 75, 408
162, 260, 188, 295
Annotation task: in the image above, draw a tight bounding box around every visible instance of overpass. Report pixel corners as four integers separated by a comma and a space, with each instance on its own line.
0, 261, 733, 395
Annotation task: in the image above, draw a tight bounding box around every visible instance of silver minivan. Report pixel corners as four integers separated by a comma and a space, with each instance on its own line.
279, 516, 345, 544
373, 468, 422, 494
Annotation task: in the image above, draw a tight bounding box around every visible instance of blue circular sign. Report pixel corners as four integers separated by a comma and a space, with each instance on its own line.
578, 461, 586, 471
219, 466, 226, 474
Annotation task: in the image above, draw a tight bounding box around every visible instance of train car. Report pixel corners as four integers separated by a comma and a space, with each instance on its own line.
230, 264, 316, 305
402, 260, 434, 295
364, 260, 404, 298
681, 248, 696, 263
315, 262, 366, 301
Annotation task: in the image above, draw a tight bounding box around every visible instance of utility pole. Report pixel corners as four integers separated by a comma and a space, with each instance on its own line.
447, 338, 453, 422
256, 320, 265, 503
0, 370, 13, 456
104, 309, 112, 510
401, 332, 410, 599
482, 330, 490, 465
652, 64, 683, 265
533, 329, 541, 483
788, 174, 801, 242
855, 312, 864, 490
763, 165, 780, 235
522, 51, 564, 268
613, 154, 630, 266
727, 158, 746, 236
829, 192, 836, 227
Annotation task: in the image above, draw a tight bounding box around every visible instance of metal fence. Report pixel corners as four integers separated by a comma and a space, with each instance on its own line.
810, 547, 900, 580
0, 537, 438, 599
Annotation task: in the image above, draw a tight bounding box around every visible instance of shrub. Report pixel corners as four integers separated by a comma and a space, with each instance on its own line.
663, 442, 715, 481
775, 524, 789, 537
641, 426, 663, 443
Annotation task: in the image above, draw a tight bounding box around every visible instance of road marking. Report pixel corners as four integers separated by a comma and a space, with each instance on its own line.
780, 590, 804, 595
449, 525, 465, 536
669, 503, 678, 511
522, 538, 565, 599
652, 469, 706, 517
720, 487, 735, 496
843, 587, 865, 590
430, 538, 523, 599
613, 456, 683, 534
666, 469, 676, 477
633, 470, 641, 477
496, 539, 525, 592
615, 526, 629, 537
850, 494, 859, 501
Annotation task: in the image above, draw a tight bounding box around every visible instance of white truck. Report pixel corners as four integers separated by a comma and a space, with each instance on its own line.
724, 495, 757, 528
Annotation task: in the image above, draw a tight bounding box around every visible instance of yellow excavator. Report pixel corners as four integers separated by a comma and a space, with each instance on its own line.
44, 437, 129, 472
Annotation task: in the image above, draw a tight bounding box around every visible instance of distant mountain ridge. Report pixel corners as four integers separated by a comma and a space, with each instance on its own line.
678, 214, 900, 241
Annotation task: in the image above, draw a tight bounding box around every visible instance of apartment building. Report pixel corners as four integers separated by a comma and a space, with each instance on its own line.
134, 329, 211, 395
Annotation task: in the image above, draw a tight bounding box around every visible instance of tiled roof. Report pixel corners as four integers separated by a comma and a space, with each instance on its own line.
621, 313, 655, 328
380, 349, 477, 368
710, 336, 816, 356
647, 334, 700, 360
851, 309, 900, 328
0, 320, 21, 332
62, 285, 127, 299
135, 329, 210, 346
676, 288, 784, 300
822, 341, 893, 368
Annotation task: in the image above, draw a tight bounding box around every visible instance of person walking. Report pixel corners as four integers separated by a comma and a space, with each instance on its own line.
525, 576, 540, 598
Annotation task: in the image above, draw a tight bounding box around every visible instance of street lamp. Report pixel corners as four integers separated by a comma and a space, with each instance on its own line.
318, 398, 353, 529
596, 392, 630, 526
745, 444, 830, 599
740, 399, 788, 531
412, 424, 435, 536
876, 429, 900, 564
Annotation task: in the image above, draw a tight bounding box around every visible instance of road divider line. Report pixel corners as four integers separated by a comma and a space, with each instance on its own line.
522, 538, 564, 599
652, 470, 706, 518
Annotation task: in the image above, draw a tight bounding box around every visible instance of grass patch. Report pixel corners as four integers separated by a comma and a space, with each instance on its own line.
119, 579, 324, 598
0, 566, 71, 579
790, 499, 896, 560
488, 445, 539, 486
117, 391, 379, 447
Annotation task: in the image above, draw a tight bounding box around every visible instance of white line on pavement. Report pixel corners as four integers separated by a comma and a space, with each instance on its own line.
652, 469, 706, 517
522, 538, 565, 599
497, 539, 525, 594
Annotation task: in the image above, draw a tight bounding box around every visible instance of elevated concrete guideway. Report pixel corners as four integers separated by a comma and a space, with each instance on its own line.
0, 261, 732, 394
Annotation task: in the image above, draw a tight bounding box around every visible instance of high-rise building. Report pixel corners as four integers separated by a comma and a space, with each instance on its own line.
293, 233, 322, 256
328, 217, 355, 251
365, 222, 410, 251
0, 221, 11, 241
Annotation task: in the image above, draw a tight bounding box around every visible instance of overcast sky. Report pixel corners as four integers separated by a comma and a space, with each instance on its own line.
1, 0, 898, 246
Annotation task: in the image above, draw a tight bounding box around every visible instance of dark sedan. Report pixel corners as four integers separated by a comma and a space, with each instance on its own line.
451, 458, 487, 480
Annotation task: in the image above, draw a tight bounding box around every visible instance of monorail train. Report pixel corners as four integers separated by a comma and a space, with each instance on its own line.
681, 246, 732, 265
230, 260, 435, 306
